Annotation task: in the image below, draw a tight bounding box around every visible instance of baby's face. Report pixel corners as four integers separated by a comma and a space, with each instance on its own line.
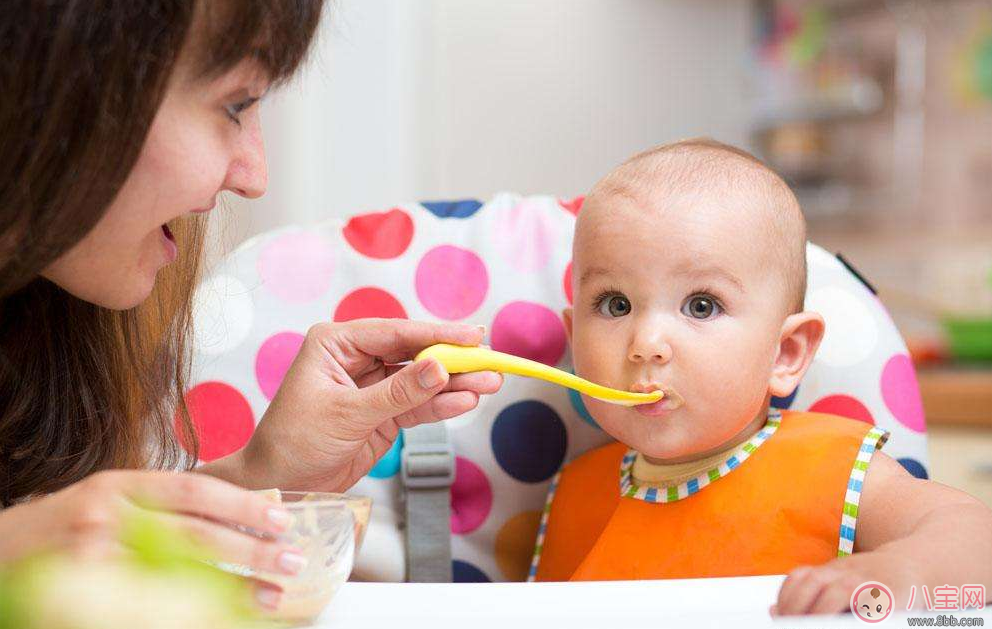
569, 189, 793, 460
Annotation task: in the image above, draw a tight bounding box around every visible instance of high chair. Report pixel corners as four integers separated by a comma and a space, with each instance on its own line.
189, 192, 929, 584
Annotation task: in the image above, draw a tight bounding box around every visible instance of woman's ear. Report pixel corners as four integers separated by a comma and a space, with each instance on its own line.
769, 311, 825, 398
562, 307, 573, 341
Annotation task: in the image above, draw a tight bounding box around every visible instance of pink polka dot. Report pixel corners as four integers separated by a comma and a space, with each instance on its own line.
881, 354, 926, 432
334, 287, 408, 322
255, 332, 305, 401
177, 382, 255, 462
451, 456, 492, 535
257, 231, 335, 303
808, 394, 875, 425
343, 208, 414, 259
558, 195, 584, 216
492, 200, 557, 273
415, 245, 489, 320
491, 301, 567, 367
563, 261, 573, 305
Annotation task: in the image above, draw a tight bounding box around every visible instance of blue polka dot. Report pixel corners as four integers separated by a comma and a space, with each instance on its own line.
452, 560, 490, 583
368, 432, 404, 479
568, 385, 600, 429
771, 385, 799, 410
420, 199, 483, 219
898, 457, 929, 480
491, 400, 567, 483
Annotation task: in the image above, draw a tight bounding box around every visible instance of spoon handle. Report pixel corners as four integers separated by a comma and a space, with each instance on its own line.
415, 344, 662, 406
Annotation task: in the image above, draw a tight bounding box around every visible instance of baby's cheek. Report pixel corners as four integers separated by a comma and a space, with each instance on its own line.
701, 335, 774, 398
571, 329, 616, 382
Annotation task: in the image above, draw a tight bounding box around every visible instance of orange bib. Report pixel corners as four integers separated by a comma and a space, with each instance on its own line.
532, 410, 887, 582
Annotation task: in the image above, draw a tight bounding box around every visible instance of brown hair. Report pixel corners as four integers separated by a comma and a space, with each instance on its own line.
0, 0, 324, 506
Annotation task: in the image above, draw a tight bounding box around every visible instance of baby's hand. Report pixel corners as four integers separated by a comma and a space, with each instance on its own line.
770, 551, 924, 616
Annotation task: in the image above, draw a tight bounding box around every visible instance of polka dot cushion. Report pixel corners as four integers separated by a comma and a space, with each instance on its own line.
188, 192, 928, 583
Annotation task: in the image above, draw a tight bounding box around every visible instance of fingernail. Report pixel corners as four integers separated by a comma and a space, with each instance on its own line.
418, 359, 445, 389
256, 586, 281, 610
476, 325, 487, 335
278, 551, 308, 575
266, 508, 293, 531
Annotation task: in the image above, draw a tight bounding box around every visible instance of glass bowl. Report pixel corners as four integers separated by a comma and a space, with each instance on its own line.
224, 491, 372, 625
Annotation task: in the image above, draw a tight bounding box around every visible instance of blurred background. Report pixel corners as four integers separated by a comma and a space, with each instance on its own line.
213, 0, 992, 502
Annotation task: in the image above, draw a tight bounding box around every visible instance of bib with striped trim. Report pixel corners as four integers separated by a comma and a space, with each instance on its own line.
530, 410, 887, 582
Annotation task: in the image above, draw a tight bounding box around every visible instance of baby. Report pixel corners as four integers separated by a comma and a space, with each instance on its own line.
530, 139, 992, 615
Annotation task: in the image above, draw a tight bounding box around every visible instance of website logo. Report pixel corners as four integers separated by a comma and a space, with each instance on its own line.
852, 581, 894, 623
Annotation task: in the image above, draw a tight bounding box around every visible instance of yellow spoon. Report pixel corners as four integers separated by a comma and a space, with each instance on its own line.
415, 344, 663, 407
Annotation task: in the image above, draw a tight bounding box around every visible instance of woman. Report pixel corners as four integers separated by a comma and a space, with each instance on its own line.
0, 1, 500, 608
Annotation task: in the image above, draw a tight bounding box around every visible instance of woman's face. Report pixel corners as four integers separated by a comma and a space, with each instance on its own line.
41, 58, 270, 309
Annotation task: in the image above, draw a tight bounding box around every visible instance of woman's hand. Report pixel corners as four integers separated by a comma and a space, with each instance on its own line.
0, 469, 304, 609
230, 318, 502, 493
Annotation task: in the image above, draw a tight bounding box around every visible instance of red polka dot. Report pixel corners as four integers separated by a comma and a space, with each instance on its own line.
558, 195, 584, 216
808, 394, 875, 425
177, 382, 255, 462
334, 286, 408, 322
343, 208, 415, 259
563, 261, 573, 305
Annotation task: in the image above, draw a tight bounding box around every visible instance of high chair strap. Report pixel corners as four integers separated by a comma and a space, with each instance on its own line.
401, 422, 454, 582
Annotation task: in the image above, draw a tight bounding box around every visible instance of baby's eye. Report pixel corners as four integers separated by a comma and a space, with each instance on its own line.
681, 294, 722, 320
597, 294, 632, 318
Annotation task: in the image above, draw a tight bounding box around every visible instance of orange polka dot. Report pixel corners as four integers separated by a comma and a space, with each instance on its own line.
494, 510, 543, 581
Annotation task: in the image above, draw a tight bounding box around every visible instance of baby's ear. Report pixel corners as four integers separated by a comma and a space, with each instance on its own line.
769, 311, 825, 398
562, 307, 573, 340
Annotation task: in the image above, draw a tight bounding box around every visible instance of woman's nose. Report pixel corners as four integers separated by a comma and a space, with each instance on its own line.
223, 109, 268, 199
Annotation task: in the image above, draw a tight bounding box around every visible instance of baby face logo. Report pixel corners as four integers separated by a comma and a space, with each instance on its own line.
851, 582, 894, 623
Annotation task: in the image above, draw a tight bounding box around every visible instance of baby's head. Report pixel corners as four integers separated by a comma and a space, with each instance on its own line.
567, 138, 824, 462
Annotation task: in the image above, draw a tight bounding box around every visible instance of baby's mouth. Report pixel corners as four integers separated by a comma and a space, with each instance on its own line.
630, 384, 684, 413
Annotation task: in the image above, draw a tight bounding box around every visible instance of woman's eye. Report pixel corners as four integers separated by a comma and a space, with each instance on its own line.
598, 295, 632, 318
224, 97, 259, 125
681, 295, 721, 320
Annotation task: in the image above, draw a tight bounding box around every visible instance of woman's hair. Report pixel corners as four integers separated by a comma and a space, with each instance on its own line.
0, 0, 324, 506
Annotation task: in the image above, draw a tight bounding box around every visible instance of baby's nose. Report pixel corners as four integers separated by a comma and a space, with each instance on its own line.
628, 340, 673, 364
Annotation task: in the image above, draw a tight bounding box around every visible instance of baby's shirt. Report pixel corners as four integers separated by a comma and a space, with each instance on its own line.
529, 409, 888, 582
630, 438, 746, 490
